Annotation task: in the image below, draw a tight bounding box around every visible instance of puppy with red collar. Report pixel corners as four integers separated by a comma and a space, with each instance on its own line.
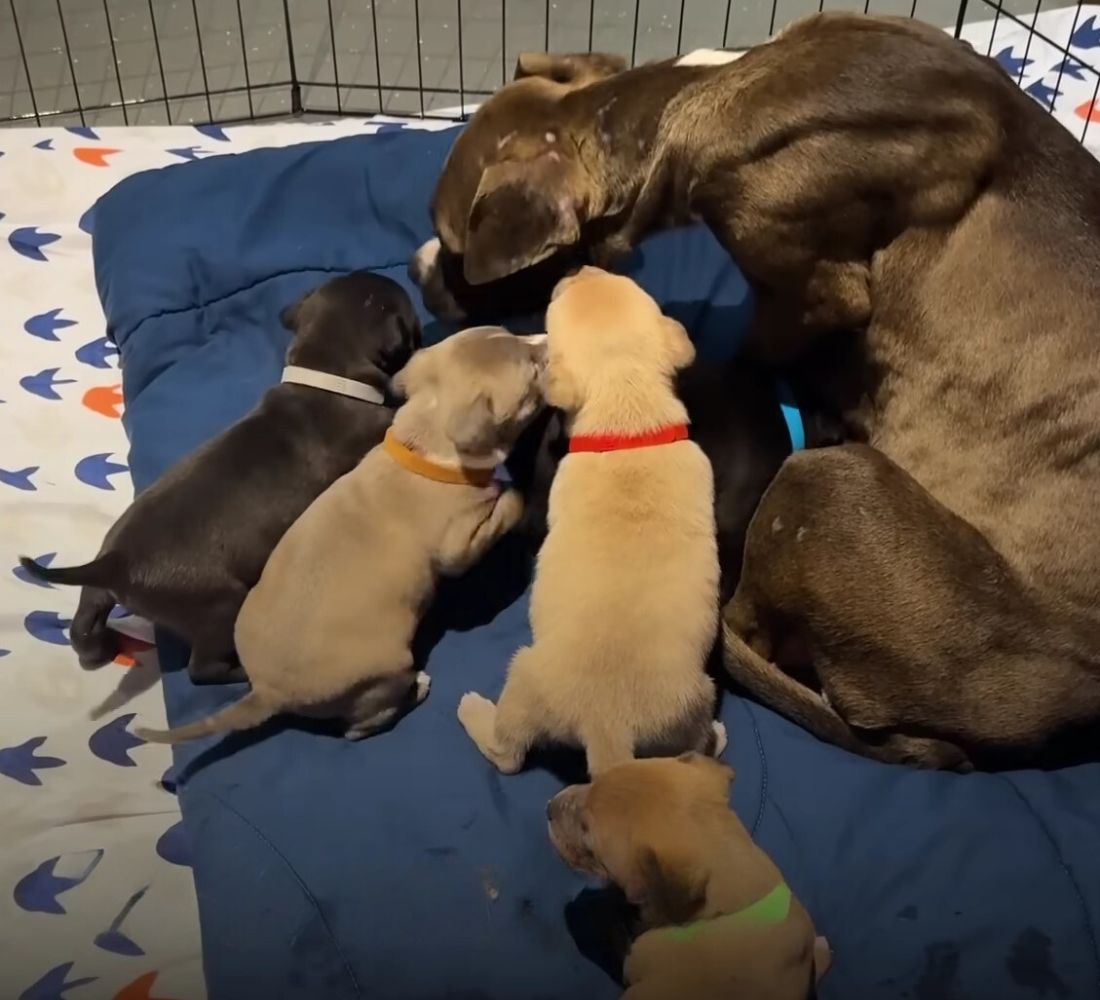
457, 267, 723, 775
548, 753, 831, 999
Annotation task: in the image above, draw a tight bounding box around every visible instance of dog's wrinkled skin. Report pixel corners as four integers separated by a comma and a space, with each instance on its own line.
19, 272, 420, 684
458, 270, 724, 776
137, 327, 546, 745
549, 754, 830, 999
423, 14, 1100, 768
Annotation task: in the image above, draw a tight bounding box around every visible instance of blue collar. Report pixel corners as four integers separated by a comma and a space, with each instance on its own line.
775, 380, 805, 452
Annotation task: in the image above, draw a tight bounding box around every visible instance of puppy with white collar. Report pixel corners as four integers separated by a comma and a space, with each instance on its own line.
138, 327, 546, 744
458, 267, 723, 775
20, 271, 419, 684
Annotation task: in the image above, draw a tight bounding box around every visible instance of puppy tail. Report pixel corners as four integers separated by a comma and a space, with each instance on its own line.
135, 691, 275, 745
19, 552, 120, 588
721, 622, 864, 754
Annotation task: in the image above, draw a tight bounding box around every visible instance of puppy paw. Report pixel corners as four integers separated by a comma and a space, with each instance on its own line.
414, 671, 432, 704
710, 720, 729, 758
458, 692, 522, 772
495, 489, 525, 529
457, 691, 496, 735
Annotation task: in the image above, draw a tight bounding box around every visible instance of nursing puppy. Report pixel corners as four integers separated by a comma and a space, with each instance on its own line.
507, 362, 842, 605
20, 272, 419, 684
138, 327, 545, 744
458, 269, 722, 775
548, 754, 830, 999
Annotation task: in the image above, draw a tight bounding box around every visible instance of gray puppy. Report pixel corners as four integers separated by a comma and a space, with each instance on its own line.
138, 327, 546, 744
21, 271, 419, 685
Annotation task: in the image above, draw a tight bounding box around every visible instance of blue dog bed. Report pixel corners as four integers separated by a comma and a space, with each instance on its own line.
93, 125, 1100, 1000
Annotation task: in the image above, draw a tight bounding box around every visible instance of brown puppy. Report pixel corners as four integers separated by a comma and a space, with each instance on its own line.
138, 328, 545, 744
549, 754, 830, 999
420, 14, 1100, 769
457, 269, 723, 775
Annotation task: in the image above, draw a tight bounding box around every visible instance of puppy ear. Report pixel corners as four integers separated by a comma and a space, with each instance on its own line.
464, 157, 583, 286
514, 51, 628, 84
280, 298, 304, 331
543, 357, 581, 412
662, 316, 695, 372
676, 751, 735, 790
391, 349, 432, 399
623, 846, 708, 926
379, 307, 423, 374
445, 392, 496, 453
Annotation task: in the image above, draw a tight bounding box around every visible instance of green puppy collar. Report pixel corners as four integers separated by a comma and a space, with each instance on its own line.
660, 882, 792, 943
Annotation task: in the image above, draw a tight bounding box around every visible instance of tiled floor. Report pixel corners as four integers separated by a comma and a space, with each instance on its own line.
0, 1, 1072, 126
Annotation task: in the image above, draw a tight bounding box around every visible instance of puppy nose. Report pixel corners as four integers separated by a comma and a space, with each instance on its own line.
546, 795, 562, 822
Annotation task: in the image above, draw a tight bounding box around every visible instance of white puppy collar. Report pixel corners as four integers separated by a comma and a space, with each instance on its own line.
281, 365, 385, 405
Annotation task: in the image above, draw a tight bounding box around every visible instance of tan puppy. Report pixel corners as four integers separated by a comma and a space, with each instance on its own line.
457, 268, 722, 775
138, 327, 545, 744
548, 754, 831, 999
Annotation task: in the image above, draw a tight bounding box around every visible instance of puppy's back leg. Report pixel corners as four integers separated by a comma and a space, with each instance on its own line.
71, 586, 119, 669
344, 671, 428, 740
583, 728, 635, 776
458, 648, 546, 773
187, 590, 247, 685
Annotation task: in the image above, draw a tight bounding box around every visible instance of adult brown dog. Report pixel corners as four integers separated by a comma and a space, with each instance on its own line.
415, 13, 1100, 769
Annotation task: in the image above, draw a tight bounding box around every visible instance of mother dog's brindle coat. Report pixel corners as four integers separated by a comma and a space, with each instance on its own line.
419, 14, 1100, 768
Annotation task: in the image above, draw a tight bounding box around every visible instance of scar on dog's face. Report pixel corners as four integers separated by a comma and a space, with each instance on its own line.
543, 267, 695, 411
547, 753, 735, 924
393, 327, 548, 453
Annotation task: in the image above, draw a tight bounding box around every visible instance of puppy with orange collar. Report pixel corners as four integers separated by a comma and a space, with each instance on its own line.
457, 267, 723, 775
549, 753, 831, 999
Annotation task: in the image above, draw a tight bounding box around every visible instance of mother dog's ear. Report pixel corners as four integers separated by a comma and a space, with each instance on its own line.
514, 51, 628, 85
464, 157, 584, 285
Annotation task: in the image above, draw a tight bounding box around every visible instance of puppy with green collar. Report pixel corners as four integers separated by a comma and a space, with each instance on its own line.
549, 753, 831, 1000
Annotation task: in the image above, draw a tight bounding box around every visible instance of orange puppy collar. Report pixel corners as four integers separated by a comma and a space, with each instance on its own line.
383, 429, 497, 487
569, 424, 690, 454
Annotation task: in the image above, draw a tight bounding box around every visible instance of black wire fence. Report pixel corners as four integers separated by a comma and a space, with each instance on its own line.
1, 0, 1097, 139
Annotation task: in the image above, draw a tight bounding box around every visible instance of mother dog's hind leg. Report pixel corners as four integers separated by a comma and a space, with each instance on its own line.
723, 443, 1061, 769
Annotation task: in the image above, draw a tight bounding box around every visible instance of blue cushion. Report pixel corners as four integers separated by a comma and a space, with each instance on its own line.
93, 125, 1100, 1000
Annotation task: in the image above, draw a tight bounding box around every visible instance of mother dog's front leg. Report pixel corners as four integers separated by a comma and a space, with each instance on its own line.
722, 444, 1066, 770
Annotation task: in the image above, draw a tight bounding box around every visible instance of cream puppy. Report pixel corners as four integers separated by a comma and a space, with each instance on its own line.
458, 267, 724, 775
139, 327, 545, 745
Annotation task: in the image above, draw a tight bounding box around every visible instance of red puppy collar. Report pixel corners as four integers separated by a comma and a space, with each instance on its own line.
568, 424, 690, 454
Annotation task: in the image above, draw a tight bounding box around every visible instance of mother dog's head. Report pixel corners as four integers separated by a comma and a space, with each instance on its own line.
411, 50, 628, 320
